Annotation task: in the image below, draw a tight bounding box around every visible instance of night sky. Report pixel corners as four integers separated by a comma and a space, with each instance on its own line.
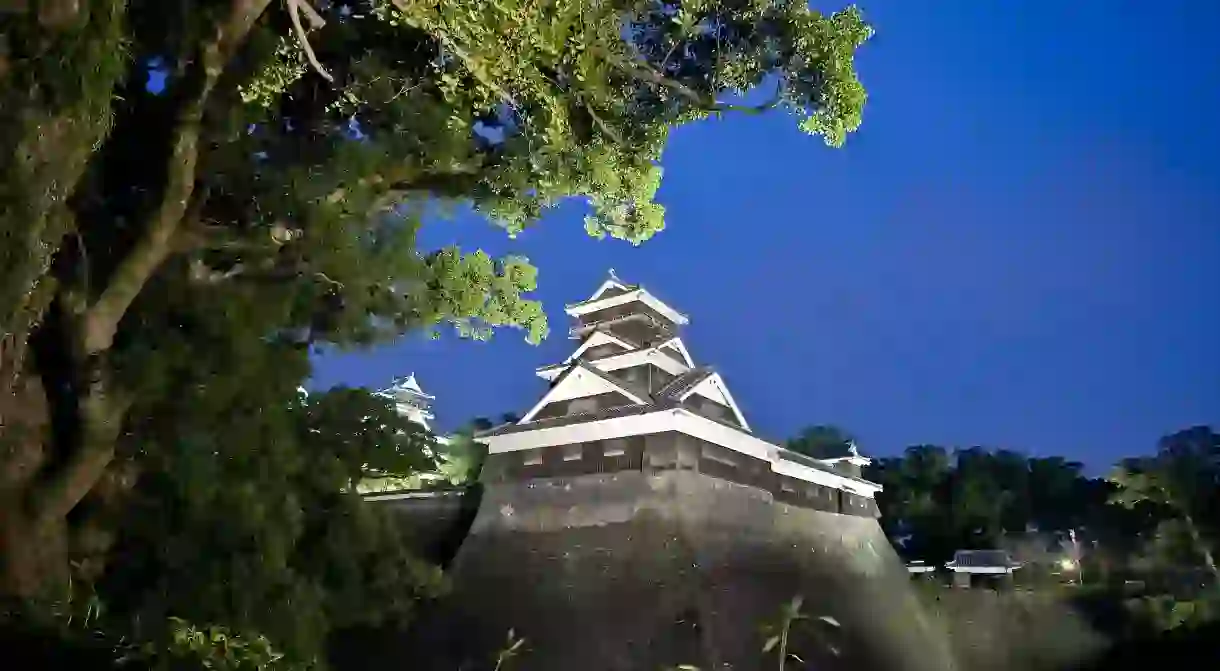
311, 0, 1220, 470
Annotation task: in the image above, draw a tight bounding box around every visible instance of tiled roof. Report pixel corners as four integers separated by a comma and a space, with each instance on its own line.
565, 286, 641, 309
570, 311, 672, 334
481, 359, 661, 438
591, 328, 642, 350
538, 341, 672, 376
949, 550, 1015, 567
474, 401, 673, 437
656, 366, 715, 401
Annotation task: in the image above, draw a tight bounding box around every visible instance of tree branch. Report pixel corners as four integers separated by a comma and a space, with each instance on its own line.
603, 48, 786, 115
33, 365, 133, 525
711, 78, 785, 115
286, 0, 334, 83
295, 0, 325, 29
36, 0, 275, 525
582, 101, 623, 144
80, 123, 203, 354
387, 0, 517, 108
188, 256, 343, 290
79, 0, 274, 356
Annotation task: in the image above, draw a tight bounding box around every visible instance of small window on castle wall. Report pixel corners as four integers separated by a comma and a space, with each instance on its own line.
603, 438, 627, 457
523, 450, 543, 466
563, 443, 583, 461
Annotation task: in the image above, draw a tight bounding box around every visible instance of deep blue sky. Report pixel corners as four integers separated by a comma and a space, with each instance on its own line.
312, 0, 1220, 468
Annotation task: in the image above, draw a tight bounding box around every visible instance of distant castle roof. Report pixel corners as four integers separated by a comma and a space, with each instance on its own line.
398, 373, 422, 393
383, 373, 434, 399
564, 269, 689, 326
947, 550, 1019, 569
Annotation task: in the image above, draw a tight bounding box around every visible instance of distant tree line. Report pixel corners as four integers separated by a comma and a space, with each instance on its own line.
787, 424, 1220, 630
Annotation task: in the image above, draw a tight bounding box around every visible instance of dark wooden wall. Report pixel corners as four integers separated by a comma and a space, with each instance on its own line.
482, 432, 879, 518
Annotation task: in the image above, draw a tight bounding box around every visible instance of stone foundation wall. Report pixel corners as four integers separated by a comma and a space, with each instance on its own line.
395, 471, 954, 671
371, 488, 481, 566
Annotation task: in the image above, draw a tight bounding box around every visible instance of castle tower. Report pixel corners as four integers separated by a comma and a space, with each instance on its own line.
477, 270, 881, 510
393, 273, 952, 671
379, 373, 436, 431
360, 373, 450, 495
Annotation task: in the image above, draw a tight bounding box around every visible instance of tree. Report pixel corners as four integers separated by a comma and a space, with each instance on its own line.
0, 0, 873, 598
867, 445, 958, 561
1110, 426, 1220, 579
97, 386, 446, 666
435, 428, 489, 486
865, 444, 1107, 563
300, 385, 439, 490
1025, 456, 1091, 532
947, 447, 1006, 543
786, 425, 856, 459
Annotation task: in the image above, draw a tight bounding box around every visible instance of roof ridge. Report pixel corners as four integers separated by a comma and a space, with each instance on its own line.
566, 284, 641, 307
539, 359, 583, 390
475, 402, 665, 437
572, 325, 642, 350
656, 366, 714, 400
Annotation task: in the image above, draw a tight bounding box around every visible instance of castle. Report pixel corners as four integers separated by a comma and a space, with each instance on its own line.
358, 374, 449, 494
378, 373, 438, 432
366, 273, 953, 671
476, 270, 884, 517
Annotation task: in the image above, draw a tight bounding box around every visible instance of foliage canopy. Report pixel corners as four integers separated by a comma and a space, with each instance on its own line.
0, 0, 875, 662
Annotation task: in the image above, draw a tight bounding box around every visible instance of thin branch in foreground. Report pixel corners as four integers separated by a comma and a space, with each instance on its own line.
602, 46, 787, 116
583, 102, 623, 144
287, 0, 334, 83
296, 0, 325, 28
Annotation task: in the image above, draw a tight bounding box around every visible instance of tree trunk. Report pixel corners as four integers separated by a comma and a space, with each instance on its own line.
0, 322, 137, 597
0, 505, 69, 600
0, 0, 275, 600
0, 340, 63, 598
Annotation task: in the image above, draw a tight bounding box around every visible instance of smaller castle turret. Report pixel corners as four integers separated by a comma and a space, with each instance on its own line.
361, 373, 448, 495
379, 373, 436, 431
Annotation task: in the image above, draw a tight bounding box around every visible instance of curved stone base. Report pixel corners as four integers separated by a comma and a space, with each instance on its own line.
396, 471, 955, 671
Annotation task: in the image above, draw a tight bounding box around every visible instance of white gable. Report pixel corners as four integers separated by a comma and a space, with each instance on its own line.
400, 373, 422, 393
658, 336, 695, 367
519, 365, 649, 423
538, 343, 690, 382
680, 373, 750, 432
592, 348, 689, 376
563, 330, 634, 364
565, 287, 689, 326
585, 277, 633, 303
